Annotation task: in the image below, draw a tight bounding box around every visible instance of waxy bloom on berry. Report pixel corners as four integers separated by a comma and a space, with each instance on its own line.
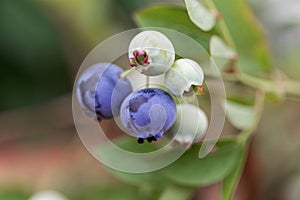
120, 88, 177, 143
169, 104, 208, 144
76, 63, 132, 120
165, 58, 205, 97
128, 30, 175, 76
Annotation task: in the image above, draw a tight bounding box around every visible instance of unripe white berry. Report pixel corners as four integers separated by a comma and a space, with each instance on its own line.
128, 30, 175, 76
169, 104, 208, 144
165, 58, 204, 97
184, 0, 218, 31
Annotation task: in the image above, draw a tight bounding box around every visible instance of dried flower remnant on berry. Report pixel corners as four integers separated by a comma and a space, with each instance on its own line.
129, 50, 150, 67
192, 85, 205, 95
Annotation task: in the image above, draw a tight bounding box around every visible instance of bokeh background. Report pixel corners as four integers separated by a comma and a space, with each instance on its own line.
0, 0, 300, 199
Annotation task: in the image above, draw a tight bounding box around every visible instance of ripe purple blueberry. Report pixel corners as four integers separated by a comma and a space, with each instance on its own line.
120, 88, 177, 143
76, 63, 132, 120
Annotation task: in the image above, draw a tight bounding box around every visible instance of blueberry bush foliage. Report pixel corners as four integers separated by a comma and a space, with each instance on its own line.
105, 0, 300, 200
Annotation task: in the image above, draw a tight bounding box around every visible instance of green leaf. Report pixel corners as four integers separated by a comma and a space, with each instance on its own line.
161, 139, 241, 186
103, 137, 170, 188
114, 135, 158, 153
159, 185, 195, 200
104, 137, 241, 188
111, 170, 170, 189
134, 5, 218, 51
226, 99, 255, 130
222, 143, 248, 200
207, 0, 272, 75
97, 136, 163, 173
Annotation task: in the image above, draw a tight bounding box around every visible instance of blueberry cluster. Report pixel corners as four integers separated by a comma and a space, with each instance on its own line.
76, 30, 208, 144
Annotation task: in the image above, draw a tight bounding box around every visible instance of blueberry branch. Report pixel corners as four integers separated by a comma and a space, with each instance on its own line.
119, 68, 135, 79
146, 76, 150, 88
238, 90, 266, 144
214, 72, 300, 98
236, 72, 300, 97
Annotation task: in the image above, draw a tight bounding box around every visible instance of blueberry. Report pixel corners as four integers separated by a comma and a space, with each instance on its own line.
76, 63, 132, 120
120, 88, 177, 142
128, 30, 175, 76
165, 58, 204, 97
168, 104, 208, 144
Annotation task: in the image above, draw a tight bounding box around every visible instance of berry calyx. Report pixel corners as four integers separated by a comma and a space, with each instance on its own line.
129, 50, 150, 67
192, 85, 205, 95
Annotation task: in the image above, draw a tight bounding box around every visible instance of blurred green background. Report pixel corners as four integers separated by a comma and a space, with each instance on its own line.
0, 0, 300, 199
